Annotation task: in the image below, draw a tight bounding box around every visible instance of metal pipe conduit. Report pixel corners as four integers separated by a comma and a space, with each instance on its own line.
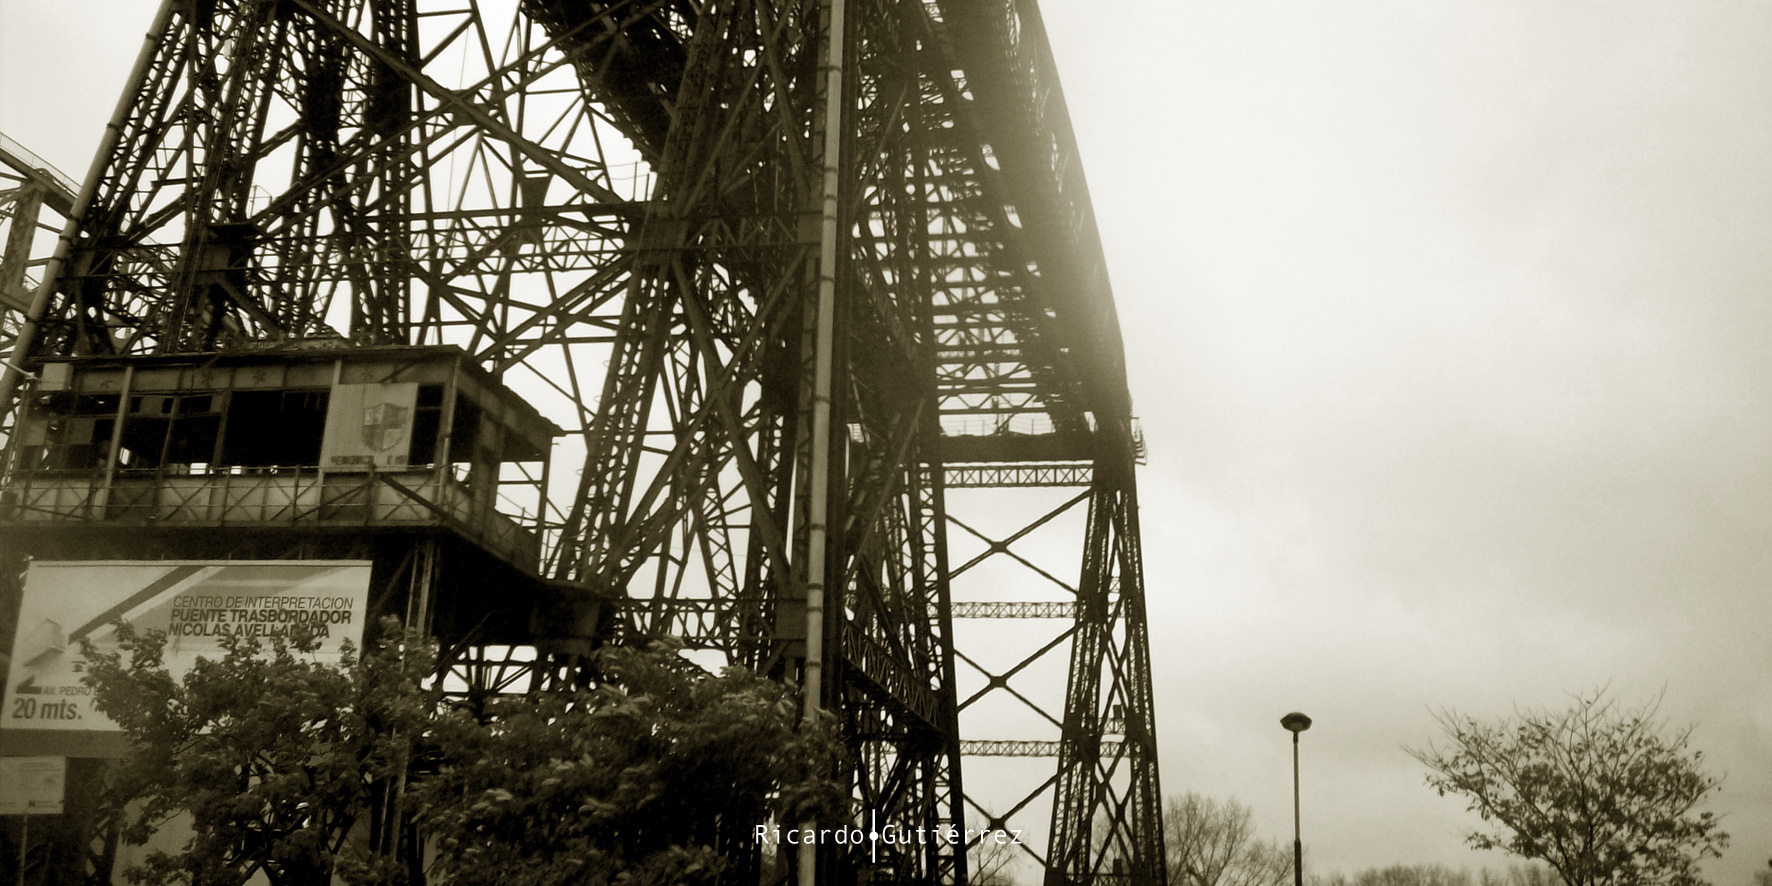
0, 0, 178, 447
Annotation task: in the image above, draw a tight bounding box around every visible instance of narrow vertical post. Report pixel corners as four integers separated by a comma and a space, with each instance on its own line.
799, 0, 848, 883
1280, 711, 1311, 886
1292, 732, 1302, 886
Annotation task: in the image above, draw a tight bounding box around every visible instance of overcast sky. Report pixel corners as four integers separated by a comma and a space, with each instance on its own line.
1039, 2, 1772, 882
4, 2, 1769, 883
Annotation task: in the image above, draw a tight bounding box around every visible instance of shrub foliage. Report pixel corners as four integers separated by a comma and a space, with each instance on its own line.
82, 622, 842, 886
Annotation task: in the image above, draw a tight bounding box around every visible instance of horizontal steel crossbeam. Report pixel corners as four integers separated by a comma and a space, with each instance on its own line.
943, 462, 1092, 488
961, 740, 1125, 758
950, 601, 1075, 619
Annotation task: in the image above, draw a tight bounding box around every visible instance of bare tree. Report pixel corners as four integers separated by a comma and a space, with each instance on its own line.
1479, 862, 1567, 886
1341, 865, 1472, 886
1166, 793, 1292, 886
1316, 862, 1562, 886
1408, 688, 1727, 886
969, 817, 1024, 886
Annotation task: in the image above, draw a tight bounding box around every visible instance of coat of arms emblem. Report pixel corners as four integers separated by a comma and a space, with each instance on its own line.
360, 401, 411, 452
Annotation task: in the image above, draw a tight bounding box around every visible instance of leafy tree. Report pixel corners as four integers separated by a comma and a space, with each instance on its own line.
82, 618, 435, 886
1408, 688, 1727, 886
85, 620, 843, 886
1166, 793, 1292, 886
411, 643, 846, 886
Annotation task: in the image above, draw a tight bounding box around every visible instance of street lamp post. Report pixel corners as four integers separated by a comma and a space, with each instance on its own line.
1281, 712, 1312, 886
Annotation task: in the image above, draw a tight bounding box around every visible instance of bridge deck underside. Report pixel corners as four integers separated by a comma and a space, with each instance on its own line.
526, 0, 1123, 453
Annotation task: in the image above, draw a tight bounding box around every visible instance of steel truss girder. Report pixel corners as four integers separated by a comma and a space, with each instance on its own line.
961, 740, 1125, 758
38, 0, 644, 365
3, 0, 1164, 883
951, 601, 1075, 619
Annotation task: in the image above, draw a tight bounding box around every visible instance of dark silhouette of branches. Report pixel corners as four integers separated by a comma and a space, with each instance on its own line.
1166, 793, 1291, 886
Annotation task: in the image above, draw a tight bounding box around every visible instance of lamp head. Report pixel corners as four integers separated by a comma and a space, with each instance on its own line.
1281, 712, 1312, 734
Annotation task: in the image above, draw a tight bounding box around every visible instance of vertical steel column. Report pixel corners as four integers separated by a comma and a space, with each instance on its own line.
801, 0, 848, 882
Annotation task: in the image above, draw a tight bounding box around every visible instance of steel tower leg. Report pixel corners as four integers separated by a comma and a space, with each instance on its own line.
1045, 438, 1165, 886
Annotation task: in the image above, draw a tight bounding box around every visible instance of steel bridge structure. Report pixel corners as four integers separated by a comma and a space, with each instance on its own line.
0, 1, 1164, 883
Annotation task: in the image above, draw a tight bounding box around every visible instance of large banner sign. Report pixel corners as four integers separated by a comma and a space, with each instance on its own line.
3, 561, 372, 734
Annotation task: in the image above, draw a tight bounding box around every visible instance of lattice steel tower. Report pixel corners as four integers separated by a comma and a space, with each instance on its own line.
0, 1, 1164, 883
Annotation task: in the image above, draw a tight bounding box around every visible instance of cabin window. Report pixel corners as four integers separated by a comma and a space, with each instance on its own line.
26, 393, 119, 470
118, 393, 223, 471
407, 384, 445, 465
220, 389, 329, 467
448, 393, 482, 464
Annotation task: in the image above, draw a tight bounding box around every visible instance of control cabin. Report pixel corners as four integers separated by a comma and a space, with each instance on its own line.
0, 347, 614, 794
0, 346, 617, 670
4, 345, 557, 571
